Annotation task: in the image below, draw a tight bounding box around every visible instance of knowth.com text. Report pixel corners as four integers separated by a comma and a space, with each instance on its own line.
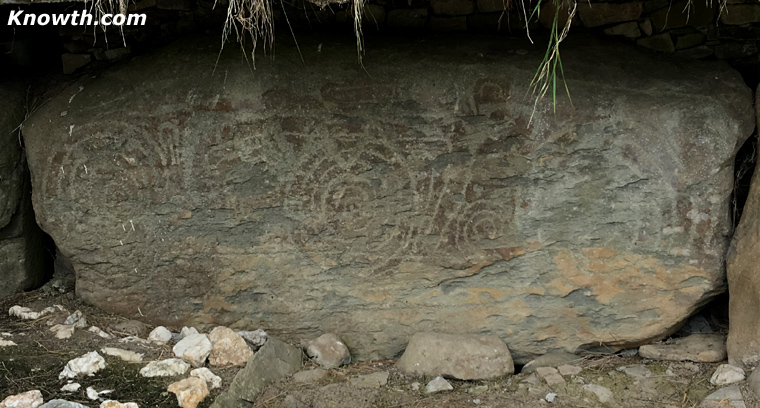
7, 9, 146, 26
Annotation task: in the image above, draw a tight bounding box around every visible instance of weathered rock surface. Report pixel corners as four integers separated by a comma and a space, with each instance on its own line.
727, 86, 760, 367
59, 351, 107, 379
101, 347, 144, 363
425, 376, 453, 394
700, 386, 746, 408
148, 326, 173, 344
210, 337, 301, 408
139, 358, 190, 377
208, 326, 253, 367
639, 334, 727, 362
522, 351, 581, 374
190, 368, 222, 389
710, 364, 745, 385
237, 330, 267, 350
1, 80, 47, 296
535, 367, 565, 386
173, 334, 212, 367
0, 390, 43, 408
582, 384, 613, 404
303, 333, 351, 368
167, 377, 209, 408
99, 401, 138, 408
37, 401, 88, 408
747, 368, 760, 397
396, 332, 514, 380
22, 34, 754, 363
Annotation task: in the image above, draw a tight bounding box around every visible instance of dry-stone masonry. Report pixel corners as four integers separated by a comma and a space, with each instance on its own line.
22, 34, 754, 363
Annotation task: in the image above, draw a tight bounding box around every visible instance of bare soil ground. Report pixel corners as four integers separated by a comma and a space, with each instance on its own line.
1, 287, 755, 408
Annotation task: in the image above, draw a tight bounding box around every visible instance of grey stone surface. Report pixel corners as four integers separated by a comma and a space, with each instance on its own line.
639, 334, 727, 363
210, 337, 301, 408
22, 34, 754, 363
303, 333, 351, 368
650, 0, 716, 31
747, 368, 760, 397
38, 400, 88, 408
578, 2, 642, 27
0, 82, 25, 229
582, 384, 613, 404
1, 80, 47, 296
637, 33, 676, 53
522, 352, 582, 374
700, 386, 746, 408
720, 4, 760, 26
397, 332, 514, 380
430, 0, 474, 16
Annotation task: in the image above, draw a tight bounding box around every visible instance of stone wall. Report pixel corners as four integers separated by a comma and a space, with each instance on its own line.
1, 0, 760, 75
0, 82, 50, 296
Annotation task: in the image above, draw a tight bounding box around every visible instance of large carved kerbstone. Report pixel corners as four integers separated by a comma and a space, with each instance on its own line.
22, 35, 753, 362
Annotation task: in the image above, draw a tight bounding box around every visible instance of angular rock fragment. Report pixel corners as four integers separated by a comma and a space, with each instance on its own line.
582, 384, 613, 404
50, 325, 75, 340
168, 377, 209, 408
557, 364, 582, 376
210, 337, 301, 408
64, 311, 87, 328
101, 347, 144, 363
0, 339, 17, 347
710, 364, 745, 386
522, 352, 581, 374
237, 330, 267, 350
0, 390, 43, 408
173, 334, 212, 367
139, 359, 190, 377
535, 367, 565, 386
639, 334, 726, 363
425, 376, 453, 394
148, 326, 173, 344
99, 401, 138, 408
9, 305, 65, 320
700, 386, 746, 408
38, 401, 88, 408
208, 326, 252, 367
88, 326, 114, 339
303, 333, 351, 368
60, 383, 81, 393
397, 332, 513, 380
59, 351, 106, 379
190, 368, 222, 389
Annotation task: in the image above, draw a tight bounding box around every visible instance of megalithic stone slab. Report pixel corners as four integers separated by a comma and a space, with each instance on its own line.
22, 34, 754, 363
209, 337, 301, 408
727, 86, 760, 367
0, 80, 48, 296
